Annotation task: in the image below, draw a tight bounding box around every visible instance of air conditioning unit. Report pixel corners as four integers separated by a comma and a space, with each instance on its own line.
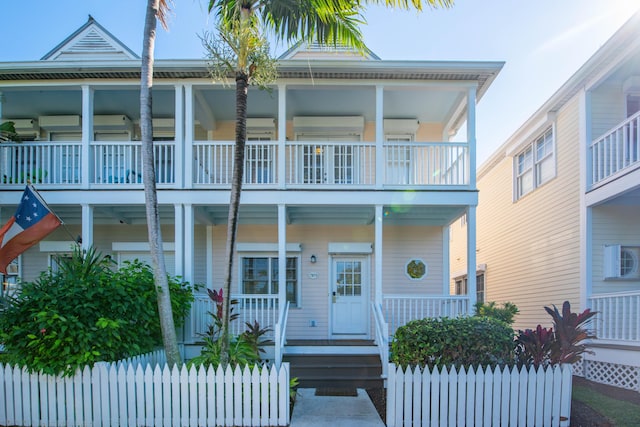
152, 118, 175, 131
604, 245, 640, 280
293, 116, 364, 134
6, 118, 39, 138
39, 115, 81, 131
94, 115, 132, 131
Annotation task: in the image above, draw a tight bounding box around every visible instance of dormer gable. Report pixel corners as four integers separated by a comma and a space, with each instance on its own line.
41, 15, 139, 61
278, 41, 380, 61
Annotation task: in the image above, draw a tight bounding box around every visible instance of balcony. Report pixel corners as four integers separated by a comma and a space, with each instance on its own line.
1, 139, 470, 190
590, 111, 640, 188
588, 290, 640, 344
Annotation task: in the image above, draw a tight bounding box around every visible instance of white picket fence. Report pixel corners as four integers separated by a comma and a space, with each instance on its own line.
0, 353, 290, 427
387, 363, 573, 427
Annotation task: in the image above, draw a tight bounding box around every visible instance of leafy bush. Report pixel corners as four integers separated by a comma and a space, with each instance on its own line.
474, 301, 519, 325
390, 316, 515, 369
515, 300, 597, 367
0, 247, 194, 375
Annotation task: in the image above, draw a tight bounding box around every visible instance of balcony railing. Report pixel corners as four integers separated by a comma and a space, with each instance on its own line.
1, 140, 469, 189
590, 111, 640, 186
589, 290, 640, 343
382, 294, 471, 336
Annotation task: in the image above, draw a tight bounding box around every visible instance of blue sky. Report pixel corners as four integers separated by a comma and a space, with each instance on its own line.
1, 0, 639, 164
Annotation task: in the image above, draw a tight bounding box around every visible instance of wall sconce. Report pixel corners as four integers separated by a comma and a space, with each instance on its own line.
310, 254, 317, 264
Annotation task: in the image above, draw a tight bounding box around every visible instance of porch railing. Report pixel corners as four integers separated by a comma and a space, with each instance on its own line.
372, 302, 390, 381
590, 111, 640, 186
274, 301, 290, 366
588, 290, 640, 343
382, 295, 471, 336
1, 140, 470, 189
190, 293, 279, 342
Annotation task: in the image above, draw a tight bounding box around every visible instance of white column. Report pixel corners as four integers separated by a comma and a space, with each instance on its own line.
375, 205, 383, 304
375, 86, 384, 190
582, 207, 592, 311
466, 206, 477, 311
174, 204, 184, 279
184, 84, 194, 189
442, 225, 450, 295
81, 204, 93, 251
277, 204, 287, 310
81, 86, 94, 189
183, 203, 194, 286
0, 92, 4, 119
277, 84, 287, 190
206, 225, 214, 289
579, 89, 592, 312
467, 86, 477, 189
175, 84, 186, 188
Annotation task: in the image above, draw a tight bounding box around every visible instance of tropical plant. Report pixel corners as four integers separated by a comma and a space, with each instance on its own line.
205, 0, 453, 367
0, 247, 193, 376
514, 300, 597, 367
0, 121, 20, 142
140, 0, 182, 366
474, 301, 519, 325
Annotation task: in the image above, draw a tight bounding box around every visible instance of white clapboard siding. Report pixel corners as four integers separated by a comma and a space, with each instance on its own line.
387, 363, 572, 427
0, 351, 290, 427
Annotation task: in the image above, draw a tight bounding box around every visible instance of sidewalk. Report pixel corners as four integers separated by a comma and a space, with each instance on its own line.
290, 388, 385, 426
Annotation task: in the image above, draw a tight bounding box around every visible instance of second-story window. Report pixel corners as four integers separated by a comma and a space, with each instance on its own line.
515, 127, 555, 200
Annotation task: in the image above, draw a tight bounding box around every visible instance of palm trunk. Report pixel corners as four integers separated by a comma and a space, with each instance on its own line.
141, 0, 181, 367
220, 71, 249, 367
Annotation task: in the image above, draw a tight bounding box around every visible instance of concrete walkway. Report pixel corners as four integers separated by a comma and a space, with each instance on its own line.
290, 388, 385, 426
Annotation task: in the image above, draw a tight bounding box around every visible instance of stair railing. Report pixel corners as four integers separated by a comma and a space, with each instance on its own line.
274, 301, 290, 367
372, 302, 390, 381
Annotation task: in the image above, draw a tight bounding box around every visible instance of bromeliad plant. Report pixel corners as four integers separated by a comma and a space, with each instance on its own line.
515, 300, 597, 367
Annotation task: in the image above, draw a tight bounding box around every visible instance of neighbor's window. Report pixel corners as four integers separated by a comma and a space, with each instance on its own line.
454, 272, 485, 303
515, 127, 555, 200
241, 256, 298, 306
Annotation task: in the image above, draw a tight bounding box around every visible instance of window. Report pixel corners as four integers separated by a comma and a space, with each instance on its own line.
50, 253, 73, 274
454, 272, 485, 303
241, 256, 299, 306
515, 127, 555, 200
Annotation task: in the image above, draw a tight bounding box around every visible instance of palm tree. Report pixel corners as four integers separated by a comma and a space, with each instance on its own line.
140, 0, 182, 366
206, 0, 453, 366
0, 121, 19, 142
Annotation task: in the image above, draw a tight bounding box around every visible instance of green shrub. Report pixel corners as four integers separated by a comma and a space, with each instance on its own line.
474, 301, 519, 325
0, 247, 194, 375
390, 316, 515, 368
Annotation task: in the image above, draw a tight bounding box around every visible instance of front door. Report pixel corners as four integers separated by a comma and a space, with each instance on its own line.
330, 257, 368, 337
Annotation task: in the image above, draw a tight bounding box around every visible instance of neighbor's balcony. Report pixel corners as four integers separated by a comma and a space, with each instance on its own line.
590, 111, 640, 188
588, 290, 640, 344
0, 139, 470, 189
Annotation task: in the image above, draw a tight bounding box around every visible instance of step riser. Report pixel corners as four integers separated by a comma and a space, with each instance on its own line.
285, 353, 382, 390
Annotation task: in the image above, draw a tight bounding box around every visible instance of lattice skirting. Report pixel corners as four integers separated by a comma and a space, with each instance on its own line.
585, 359, 640, 392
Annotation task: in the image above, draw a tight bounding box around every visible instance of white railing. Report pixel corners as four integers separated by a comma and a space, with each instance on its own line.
384, 142, 469, 186
190, 293, 279, 342
0, 359, 290, 427
91, 141, 175, 185
0, 141, 81, 185
589, 290, 640, 342
274, 301, 290, 366
590, 111, 640, 186
386, 364, 573, 427
285, 141, 376, 186
193, 141, 278, 186
372, 302, 390, 381
382, 295, 471, 336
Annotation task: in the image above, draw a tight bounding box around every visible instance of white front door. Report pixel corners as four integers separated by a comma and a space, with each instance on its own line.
330, 257, 368, 337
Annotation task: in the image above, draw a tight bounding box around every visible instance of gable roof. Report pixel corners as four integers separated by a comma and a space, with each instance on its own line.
278, 41, 380, 61
41, 15, 139, 61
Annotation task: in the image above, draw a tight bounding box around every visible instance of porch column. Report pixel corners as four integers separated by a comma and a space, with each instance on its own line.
375, 205, 383, 304
579, 89, 592, 312
443, 225, 450, 295
175, 84, 186, 188
582, 207, 593, 311
81, 86, 94, 189
0, 92, 4, 119
466, 206, 477, 312
277, 84, 286, 190
184, 203, 194, 286
174, 203, 184, 279
277, 204, 287, 310
184, 84, 194, 189
80, 204, 93, 251
206, 225, 214, 288
467, 86, 477, 189
375, 86, 384, 190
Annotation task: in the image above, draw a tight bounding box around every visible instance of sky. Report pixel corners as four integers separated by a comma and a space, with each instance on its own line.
1, 0, 639, 165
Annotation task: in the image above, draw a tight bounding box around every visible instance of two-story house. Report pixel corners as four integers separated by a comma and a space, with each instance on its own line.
0, 17, 502, 384
450, 12, 640, 392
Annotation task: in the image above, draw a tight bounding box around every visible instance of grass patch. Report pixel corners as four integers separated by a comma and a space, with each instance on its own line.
573, 384, 640, 426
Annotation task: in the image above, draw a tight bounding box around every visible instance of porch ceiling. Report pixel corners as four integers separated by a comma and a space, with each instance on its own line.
3, 203, 467, 227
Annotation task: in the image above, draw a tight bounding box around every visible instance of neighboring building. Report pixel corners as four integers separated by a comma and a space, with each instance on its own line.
451, 12, 640, 391
0, 17, 502, 369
